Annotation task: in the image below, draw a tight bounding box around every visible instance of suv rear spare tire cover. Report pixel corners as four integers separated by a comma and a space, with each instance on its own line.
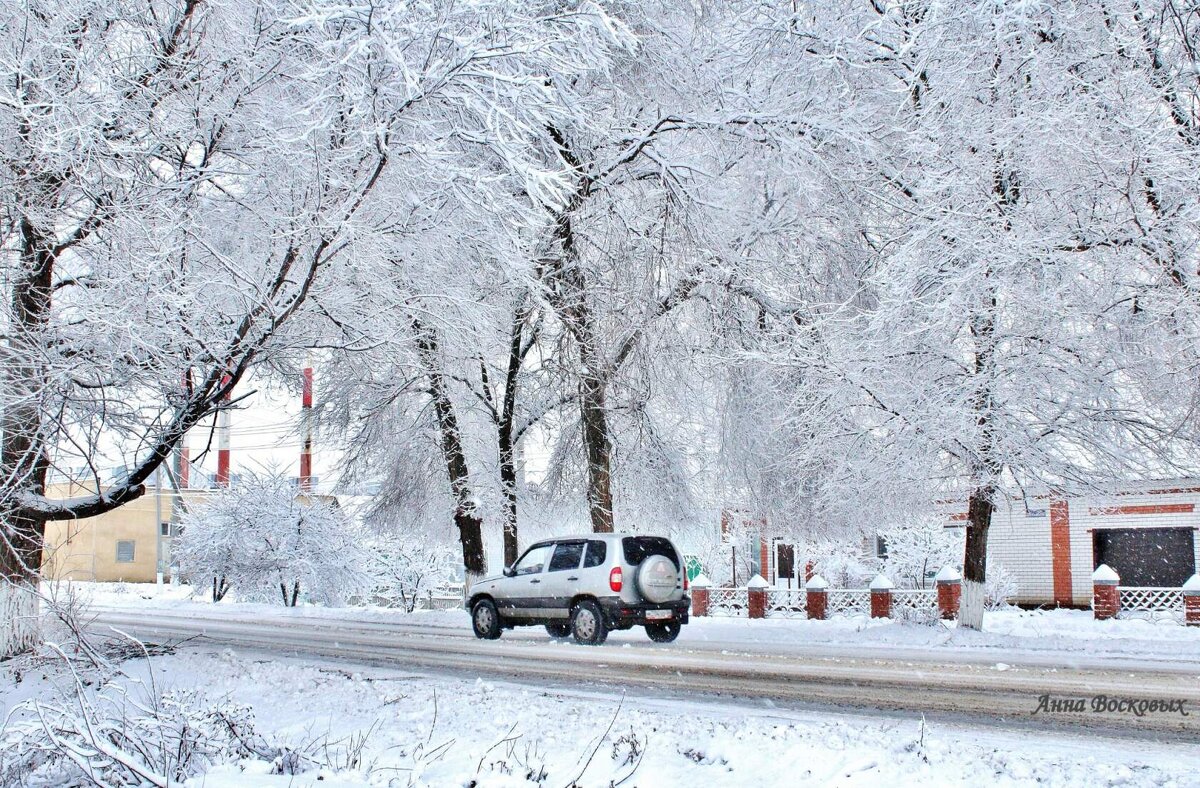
637, 554, 677, 603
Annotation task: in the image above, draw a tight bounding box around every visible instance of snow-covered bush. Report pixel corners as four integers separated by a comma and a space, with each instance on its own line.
1, 679, 267, 785
0, 656, 352, 787
985, 564, 1019, 610
175, 475, 371, 606
878, 517, 963, 589
366, 540, 457, 612
796, 539, 878, 588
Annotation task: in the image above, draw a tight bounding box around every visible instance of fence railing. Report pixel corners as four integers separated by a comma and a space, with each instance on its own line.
891, 588, 939, 623
827, 589, 871, 618
766, 588, 807, 618
708, 587, 749, 617
1117, 586, 1185, 623
705, 585, 940, 621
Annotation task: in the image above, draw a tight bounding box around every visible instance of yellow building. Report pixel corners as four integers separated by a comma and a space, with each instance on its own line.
41, 481, 207, 583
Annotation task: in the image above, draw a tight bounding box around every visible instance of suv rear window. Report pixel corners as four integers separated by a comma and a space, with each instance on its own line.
622, 536, 679, 569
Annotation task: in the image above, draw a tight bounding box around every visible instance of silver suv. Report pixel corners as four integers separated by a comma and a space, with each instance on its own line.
466, 534, 690, 645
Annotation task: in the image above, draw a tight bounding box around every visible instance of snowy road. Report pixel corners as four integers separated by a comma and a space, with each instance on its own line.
85, 605, 1200, 741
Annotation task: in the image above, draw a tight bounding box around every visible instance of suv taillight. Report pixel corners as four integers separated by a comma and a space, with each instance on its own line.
683, 572, 689, 591
609, 566, 623, 592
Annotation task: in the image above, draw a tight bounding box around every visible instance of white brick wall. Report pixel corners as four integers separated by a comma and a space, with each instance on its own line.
1069, 488, 1200, 604
982, 484, 1200, 606
985, 498, 1055, 606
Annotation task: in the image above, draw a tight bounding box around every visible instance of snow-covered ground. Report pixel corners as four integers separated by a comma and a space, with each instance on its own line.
75, 581, 1200, 669
4, 645, 1200, 787
5, 582, 1199, 785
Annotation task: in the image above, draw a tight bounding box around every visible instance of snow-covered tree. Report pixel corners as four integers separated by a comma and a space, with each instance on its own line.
175, 475, 370, 607
879, 518, 962, 590
739, 0, 1200, 629
366, 540, 457, 613
0, 0, 635, 654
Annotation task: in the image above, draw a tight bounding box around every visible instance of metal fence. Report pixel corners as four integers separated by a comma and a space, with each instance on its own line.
766, 588, 807, 618
1117, 587, 1185, 623
704, 585, 941, 622
891, 588, 939, 623
707, 587, 750, 617
827, 589, 871, 618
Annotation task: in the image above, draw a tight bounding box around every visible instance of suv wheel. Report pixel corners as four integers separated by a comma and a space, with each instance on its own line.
471, 599, 502, 640
570, 600, 608, 645
545, 622, 570, 639
645, 621, 681, 643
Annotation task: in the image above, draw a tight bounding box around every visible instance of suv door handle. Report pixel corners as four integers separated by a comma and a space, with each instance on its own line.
529, 579, 541, 584
567, 576, 579, 581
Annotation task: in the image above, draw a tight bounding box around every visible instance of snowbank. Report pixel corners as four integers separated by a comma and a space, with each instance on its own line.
4, 647, 1197, 787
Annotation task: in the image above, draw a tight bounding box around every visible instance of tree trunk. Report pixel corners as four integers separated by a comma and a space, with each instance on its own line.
497, 304, 528, 567
0, 576, 41, 659
414, 320, 487, 582
578, 372, 615, 533
959, 485, 994, 630
0, 217, 57, 657
545, 206, 616, 533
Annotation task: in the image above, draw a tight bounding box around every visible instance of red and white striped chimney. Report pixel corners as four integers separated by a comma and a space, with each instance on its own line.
178, 432, 190, 489
300, 359, 314, 492
216, 374, 232, 487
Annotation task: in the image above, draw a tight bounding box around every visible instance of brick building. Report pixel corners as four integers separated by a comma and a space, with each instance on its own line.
736, 480, 1200, 607
979, 481, 1200, 606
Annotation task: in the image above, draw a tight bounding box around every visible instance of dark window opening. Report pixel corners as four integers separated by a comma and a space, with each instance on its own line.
777, 543, 795, 580
116, 540, 136, 563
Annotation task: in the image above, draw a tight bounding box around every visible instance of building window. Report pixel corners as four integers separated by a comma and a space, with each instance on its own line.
116, 540, 136, 563
160, 522, 181, 537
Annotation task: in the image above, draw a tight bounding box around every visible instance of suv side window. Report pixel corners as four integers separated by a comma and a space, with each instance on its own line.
582, 540, 607, 568
514, 544, 553, 576
549, 542, 585, 572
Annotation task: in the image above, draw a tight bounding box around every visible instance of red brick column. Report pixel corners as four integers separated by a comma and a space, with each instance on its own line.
1092, 564, 1120, 620
869, 574, 893, 619
1184, 574, 1200, 627
935, 565, 962, 621
1049, 499, 1073, 606
806, 574, 828, 620
747, 574, 768, 619
691, 574, 710, 618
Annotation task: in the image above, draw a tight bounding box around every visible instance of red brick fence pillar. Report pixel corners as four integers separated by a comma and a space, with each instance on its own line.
691, 574, 710, 618
869, 574, 893, 619
1184, 574, 1200, 627
747, 574, 768, 619
935, 565, 962, 621
1092, 564, 1120, 620
806, 574, 828, 620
